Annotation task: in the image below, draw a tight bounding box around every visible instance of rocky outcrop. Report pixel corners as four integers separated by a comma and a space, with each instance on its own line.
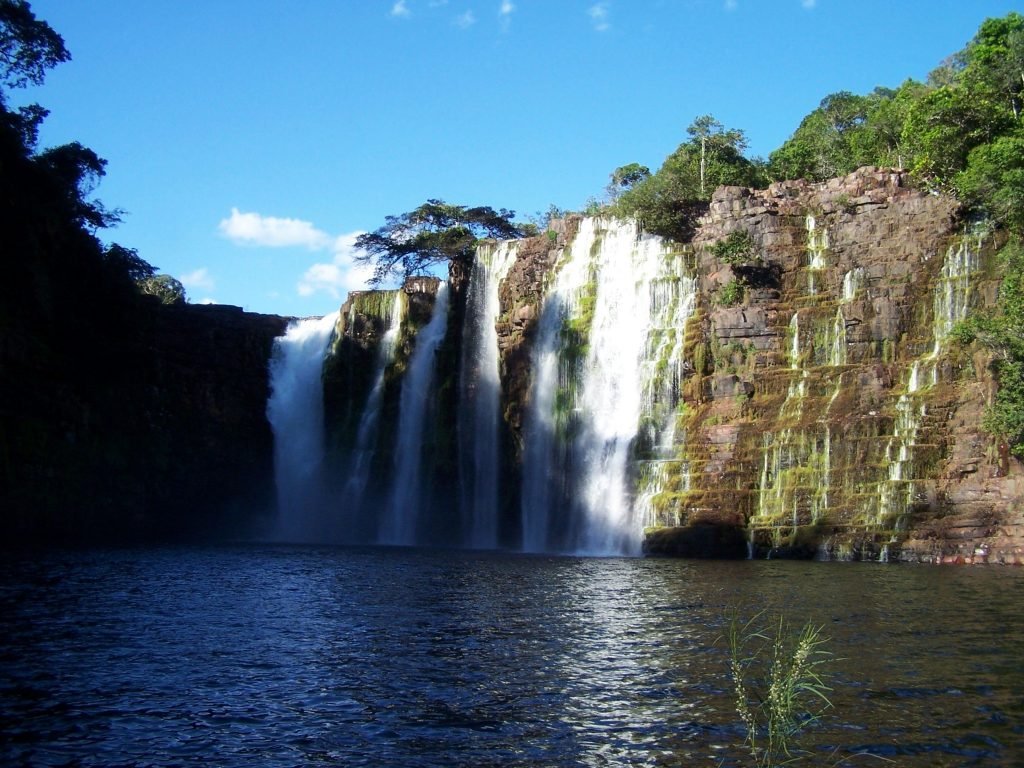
495, 168, 1024, 563
496, 216, 580, 450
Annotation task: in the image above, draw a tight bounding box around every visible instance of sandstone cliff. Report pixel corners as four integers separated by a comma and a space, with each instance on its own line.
495, 168, 1024, 563
2, 297, 287, 543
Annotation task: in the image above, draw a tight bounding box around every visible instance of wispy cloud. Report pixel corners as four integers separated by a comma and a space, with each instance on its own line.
499, 0, 515, 31
454, 9, 476, 28
588, 2, 610, 32
724, 0, 738, 11
218, 208, 331, 250
391, 0, 411, 18
801, 0, 816, 8
179, 267, 215, 292
298, 232, 374, 299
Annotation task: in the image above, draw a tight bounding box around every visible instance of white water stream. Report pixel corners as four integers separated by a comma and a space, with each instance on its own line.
379, 283, 450, 545
458, 242, 519, 549
266, 312, 339, 543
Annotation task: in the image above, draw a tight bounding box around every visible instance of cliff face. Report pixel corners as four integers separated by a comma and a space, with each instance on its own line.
2, 298, 287, 544
496, 168, 1024, 563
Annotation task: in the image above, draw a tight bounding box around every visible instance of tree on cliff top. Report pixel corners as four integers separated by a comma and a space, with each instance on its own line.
611, 115, 763, 241
354, 200, 524, 284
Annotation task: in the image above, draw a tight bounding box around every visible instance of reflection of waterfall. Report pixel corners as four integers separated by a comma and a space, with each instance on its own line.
266, 313, 339, 543
458, 241, 519, 549
521, 218, 693, 555
342, 292, 405, 532
379, 283, 450, 546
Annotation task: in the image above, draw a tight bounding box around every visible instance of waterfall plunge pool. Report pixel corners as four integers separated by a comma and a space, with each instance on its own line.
3, 546, 1021, 766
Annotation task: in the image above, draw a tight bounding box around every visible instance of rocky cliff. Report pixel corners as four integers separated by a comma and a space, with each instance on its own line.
2, 297, 287, 544
495, 168, 1024, 563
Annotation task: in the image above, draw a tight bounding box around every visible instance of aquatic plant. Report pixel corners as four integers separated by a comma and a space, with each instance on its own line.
726, 611, 833, 767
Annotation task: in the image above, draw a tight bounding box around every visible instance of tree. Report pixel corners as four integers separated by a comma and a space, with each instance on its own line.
606, 163, 650, 201
901, 84, 1010, 185
613, 115, 762, 240
687, 115, 748, 197
138, 273, 187, 305
0, 0, 69, 96
959, 12, 1024, 120
354, 200, 524, 284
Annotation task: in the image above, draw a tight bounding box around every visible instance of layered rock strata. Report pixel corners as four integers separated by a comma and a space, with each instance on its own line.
495, 168, 1023, 563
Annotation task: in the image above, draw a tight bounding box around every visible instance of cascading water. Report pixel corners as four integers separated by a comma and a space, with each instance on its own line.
806, 215, 828, 295
875, 236, 979, 529
458, 241, 519, 549
266, 312, 339, 543
521, 223, 598, 553
379, 283, 450, 546
341, 292, 405, 532
521, 218, 690, 555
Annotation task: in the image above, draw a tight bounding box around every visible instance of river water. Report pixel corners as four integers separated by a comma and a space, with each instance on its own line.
1, 546, 1021, 766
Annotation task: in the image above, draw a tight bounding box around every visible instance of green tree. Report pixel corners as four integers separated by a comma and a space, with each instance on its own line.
901, 84, 1010, 185
959, 12, 1024, 120
613, 115, 762, 240
0, 0, 69, 94
606, 162, 650, 201
138, 273, 187, 305
687, 114, 749, 197
354, 199, 524, 284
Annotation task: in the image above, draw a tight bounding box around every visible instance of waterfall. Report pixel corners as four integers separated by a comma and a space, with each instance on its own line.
875, 236, 979, 530
806, 215, 828, 294
522, 218, 688, 555
458, 241, 519, 549
266, 312, 339, 543
341, 292, 406, 530
521, 223, 598, 553
379, 283, 450, 546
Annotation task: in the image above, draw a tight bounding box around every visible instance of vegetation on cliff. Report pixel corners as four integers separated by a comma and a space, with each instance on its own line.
604, 11, 1024, 457
1, 0, 284, 542
354, 200, 525, 285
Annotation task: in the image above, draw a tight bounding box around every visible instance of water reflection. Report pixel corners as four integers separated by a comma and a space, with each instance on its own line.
1, 548, 1022, 767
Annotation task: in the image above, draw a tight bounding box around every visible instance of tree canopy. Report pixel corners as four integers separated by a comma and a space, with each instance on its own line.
610, 115, 764, 240
354, 200, 524, 284
0, 0, 68, 95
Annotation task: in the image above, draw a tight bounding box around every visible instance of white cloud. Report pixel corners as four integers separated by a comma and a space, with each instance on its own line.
499, 0, 514, 30
179, 267, 215, 292
454, 9, 476, 28
297, 231, 374, 299
391, 0, 411, 18
588, 2, 610, 31
218, 208, 331, 250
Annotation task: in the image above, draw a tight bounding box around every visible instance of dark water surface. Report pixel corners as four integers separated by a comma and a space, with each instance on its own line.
1, 546, 1022, 766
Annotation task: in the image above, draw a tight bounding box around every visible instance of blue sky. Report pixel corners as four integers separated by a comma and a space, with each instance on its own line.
14, 0, 1022, 316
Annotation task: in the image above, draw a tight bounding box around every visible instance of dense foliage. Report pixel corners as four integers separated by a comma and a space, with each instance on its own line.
603, 12, 1024, 455
610, 115, 765, 240
354, 199, 525, 284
